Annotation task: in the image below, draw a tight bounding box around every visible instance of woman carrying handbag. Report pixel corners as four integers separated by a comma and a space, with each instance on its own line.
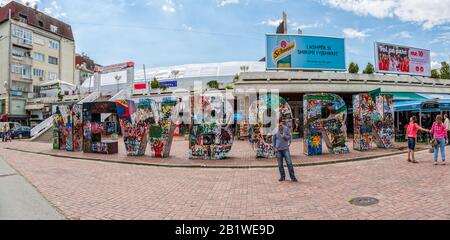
430, 115, 448, 166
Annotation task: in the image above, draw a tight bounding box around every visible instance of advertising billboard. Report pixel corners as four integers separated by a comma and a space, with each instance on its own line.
266, 34, 346, 71
375, 42, 431, 76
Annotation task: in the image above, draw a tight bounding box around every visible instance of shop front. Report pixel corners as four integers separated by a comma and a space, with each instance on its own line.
393, 93, 450, 143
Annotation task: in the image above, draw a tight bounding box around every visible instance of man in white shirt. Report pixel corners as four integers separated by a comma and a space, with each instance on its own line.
445, 114, 450, 145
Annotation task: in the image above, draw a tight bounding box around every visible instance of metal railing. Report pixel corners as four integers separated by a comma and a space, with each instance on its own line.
30, 115, 54, 138
109, 89, 128, 102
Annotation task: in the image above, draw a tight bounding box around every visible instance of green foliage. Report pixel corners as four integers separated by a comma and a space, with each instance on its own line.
348, 62, 359, 74
207, 80, 220, 89
233, 74, 240, 83
431, 69, 440, 79
57, 91, 64, 101
160, 84, 169, 91
363, 63, 375, 74
440, 62, 450, 79
225, 84, 234, 90
151, 78, 159, 89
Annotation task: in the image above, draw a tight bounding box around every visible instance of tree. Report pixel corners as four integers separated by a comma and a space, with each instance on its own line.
233, 74, 239, 83
363, 63, 375, 74
348, 62, 359, 74
159, 84, 168, 91
207, 80, 219, 89
431, 69, 440, 79
225, 84, 234, 90
57, 91, 64, 101
151, 78, 159, 89
440, 62, 450, 79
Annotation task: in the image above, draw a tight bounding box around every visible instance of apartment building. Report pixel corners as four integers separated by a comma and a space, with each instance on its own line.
0, 1, 75, 123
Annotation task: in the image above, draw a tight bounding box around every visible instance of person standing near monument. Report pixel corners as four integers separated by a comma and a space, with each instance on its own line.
406, 116, 428, 163
273, 120, 298, 182
430, 115, 448, 165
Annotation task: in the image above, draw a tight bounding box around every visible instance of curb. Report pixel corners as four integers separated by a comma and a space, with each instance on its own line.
3, 147, 423, 169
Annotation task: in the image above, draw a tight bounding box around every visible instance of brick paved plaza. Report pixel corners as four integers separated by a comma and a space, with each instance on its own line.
1, 140, 449, 220
2, 138, 419, 168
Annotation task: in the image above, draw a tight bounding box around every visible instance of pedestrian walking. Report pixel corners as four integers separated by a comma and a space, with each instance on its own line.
430, 115, 448, 165
444, 114, 450, 146
406, 116, 429, 163
1, 125, 6, 142
273, 120, 298, 183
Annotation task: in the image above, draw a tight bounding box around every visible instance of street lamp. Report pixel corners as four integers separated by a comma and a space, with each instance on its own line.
240, 65, 249, 72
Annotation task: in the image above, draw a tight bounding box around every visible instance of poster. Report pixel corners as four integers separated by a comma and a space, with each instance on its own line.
375, 42, 431, 76
266, 34, 346, 70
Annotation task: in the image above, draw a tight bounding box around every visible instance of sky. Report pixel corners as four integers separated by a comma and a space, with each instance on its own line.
2, 0, 450, 70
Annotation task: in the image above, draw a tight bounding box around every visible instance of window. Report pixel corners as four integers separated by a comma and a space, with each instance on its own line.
34, 35, 45, 45
34, 52, 45, 62
48, 72, 58, 81
11, 65, 31, 79
33, 69, 45, 78
50, 25, 58, 33
12, 65, 22, 74
21, 66, 32, 79
48, 56, 58, 65
13, 26, 33, 45
19, 14, 27, 23
38, 21, 44, 27
49, 40, 59, 49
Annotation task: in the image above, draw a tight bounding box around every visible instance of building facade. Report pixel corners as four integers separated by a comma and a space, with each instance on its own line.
75, 53, 97, 87
0, 1, 75, 123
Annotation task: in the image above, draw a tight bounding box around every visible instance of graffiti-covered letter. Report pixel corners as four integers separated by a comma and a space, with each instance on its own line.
353, 94, 395, 151
303, 94, 350, 156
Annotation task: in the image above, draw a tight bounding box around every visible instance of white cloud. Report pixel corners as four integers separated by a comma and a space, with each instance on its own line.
43, 1, 67, 19
217, 0, 240, 7
394, 31, 412, 39
260, 18, 283, 27
161, 0, 176, 13
181, 24, 192, 31
321, 0, 450, 29
430, 32, 450, 45
343, 28, 370, 39
432, 61, 441, 70
291, 22, 323, 30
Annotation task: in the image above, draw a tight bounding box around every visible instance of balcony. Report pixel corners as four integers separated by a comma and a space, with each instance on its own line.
11, 55, 33, 66
11, 36, 33, 49
11, 73, 33, 83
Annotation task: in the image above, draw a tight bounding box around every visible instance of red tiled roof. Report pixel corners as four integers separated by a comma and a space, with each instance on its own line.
0, 1, 74, 40
76, 54, 96, 71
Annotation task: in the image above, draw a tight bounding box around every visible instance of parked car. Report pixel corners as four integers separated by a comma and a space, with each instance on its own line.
10, 127, 31, 139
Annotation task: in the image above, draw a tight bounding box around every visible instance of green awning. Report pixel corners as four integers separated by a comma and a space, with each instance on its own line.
382, 92, 428, 101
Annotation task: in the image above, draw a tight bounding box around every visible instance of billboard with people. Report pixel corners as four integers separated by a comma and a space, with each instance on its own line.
375, 42, 431, 77
266, 34, 346, 71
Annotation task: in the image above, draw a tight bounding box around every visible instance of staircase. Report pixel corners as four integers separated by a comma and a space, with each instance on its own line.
30, 92, 100, 142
